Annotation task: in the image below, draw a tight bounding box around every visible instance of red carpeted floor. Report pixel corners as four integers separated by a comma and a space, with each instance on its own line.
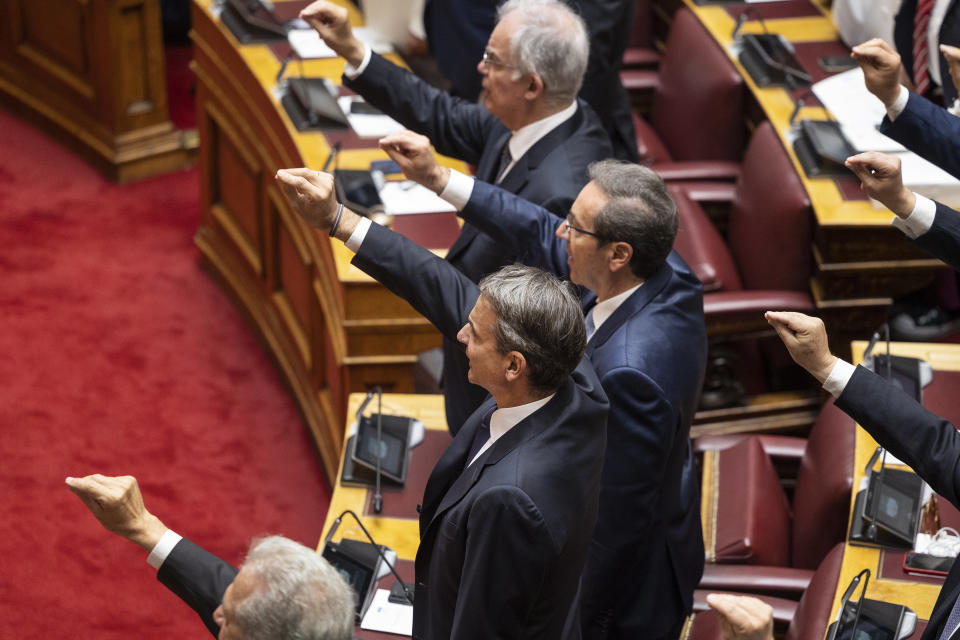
0, 70, 331, 637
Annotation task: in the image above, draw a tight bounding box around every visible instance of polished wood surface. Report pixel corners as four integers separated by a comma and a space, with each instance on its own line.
0, 0, 196, 182
191, 0, 466, 482
672, 0, 944, 353
825, 341, 960, 632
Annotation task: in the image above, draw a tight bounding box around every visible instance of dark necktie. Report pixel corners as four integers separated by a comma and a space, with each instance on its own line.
495, 141, 513, 184
938, 594, 960, 640
465, 407, 495, 469
914, 0, 935, 95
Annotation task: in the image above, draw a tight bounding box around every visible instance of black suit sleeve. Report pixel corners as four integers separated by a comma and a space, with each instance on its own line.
156, 538, 238, 638
344, 53, 499, 167
836, 366, 960, 509
458, 179, 571, 277
914, 201, 960, 272
351, 222, 481, 341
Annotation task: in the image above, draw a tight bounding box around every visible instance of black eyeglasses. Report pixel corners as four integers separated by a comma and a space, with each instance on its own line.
481, 50, 515, 70
562, 216, 603, 239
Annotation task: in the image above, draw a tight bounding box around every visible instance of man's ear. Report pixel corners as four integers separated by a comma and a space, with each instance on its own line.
504, 351, 527, 383
608, 241, 634, 273
524, 74, 545, 101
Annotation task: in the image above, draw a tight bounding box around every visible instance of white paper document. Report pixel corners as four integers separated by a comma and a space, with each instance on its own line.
360, 589, 413, 636
288, 27, 394, 59
336, 97, 405, 139
379, 181, 458, 215
812, 68, 907, 153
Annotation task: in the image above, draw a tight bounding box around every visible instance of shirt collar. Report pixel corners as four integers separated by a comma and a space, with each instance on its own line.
590, 283, 643, 336
489, 393, 555, 444
507, 101, 578, 162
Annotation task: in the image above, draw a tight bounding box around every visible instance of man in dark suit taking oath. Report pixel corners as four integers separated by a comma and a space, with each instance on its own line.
300, 0, 612, 435
766, 310, 960, 640
276, 167, 609, 640
65, 474, 355, 640
376, 130, 707, 640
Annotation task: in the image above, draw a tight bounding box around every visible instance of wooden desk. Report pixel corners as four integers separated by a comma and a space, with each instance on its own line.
0, 0, 196, 182
666, 0, 943, 351
190, 0, 466, 482
320, 392, 449, 639
825, 341, 960, 638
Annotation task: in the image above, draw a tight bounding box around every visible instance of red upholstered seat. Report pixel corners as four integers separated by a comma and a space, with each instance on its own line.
624, 8, 746, 179
687, 543, 846, 640
621, 0, 660, 69
671, 121, 815, 335
696, 401, 855, 597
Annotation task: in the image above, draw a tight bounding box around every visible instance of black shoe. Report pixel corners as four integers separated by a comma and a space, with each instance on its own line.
889, 305, 960, 341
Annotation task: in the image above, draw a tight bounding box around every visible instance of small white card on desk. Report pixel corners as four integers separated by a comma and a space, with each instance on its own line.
336, 97, 405, 139
288, 27, 394, 60
379, 181, 457, 216
360, 588, 413, 636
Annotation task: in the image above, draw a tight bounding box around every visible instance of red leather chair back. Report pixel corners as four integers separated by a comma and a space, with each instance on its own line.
786, 543, 845, 640
790, 400, 855, 569
671, 185, 743, 292
650, 9, 745, 162
628, 0, 653, 49
727, 122, 812, 292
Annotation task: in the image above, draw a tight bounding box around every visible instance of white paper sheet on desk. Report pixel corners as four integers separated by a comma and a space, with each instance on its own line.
336, 97, 404, 138
812, 68, 907, 153
288, 27, 393, 59
901, 154, 960, 209
360, 589, 413, 636
380, 181, 457, 215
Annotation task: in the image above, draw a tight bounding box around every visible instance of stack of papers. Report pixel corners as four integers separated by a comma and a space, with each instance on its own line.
380, 181, 458, 216
360, 589, 413, 636
288, 27, 394, 60
336, 97, 405, 139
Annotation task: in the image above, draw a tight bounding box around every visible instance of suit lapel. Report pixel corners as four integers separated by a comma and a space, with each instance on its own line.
584, 262, 673, 355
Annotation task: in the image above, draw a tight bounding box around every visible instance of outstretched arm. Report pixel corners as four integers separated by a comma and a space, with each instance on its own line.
276, 167, 479, 340
380, 131, 570, 276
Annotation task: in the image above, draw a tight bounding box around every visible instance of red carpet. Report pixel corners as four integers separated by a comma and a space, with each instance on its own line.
0, 104, 331, 635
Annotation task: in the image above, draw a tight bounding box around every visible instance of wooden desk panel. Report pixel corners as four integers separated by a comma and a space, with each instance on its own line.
0, 0, 196, 182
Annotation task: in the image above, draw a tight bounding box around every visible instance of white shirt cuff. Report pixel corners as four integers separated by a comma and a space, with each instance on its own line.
343, 45, 372, 79
886, 85, 910, 121
438, 169, 475, 211
823, 359, 856, 398
891, 193, 936, 239
146, 529, 183, 570
345, 215, 372, 252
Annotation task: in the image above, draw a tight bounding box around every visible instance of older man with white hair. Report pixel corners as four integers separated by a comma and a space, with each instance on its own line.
301, 0, 612, 435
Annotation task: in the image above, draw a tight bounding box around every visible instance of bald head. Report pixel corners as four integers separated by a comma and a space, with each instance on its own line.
497, 0, 590, 108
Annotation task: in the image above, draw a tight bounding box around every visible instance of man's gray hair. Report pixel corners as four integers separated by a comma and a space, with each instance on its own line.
588, 160, 679, 279
478, 264, 586, 393
497, 0, 590, 108
235, 536, 355, 640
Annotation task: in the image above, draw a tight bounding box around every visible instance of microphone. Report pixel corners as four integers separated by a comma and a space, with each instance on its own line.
731, 12, 749, 41
827, 569, 870, 640
325, 509, 414, 605
373, 386, 384, 514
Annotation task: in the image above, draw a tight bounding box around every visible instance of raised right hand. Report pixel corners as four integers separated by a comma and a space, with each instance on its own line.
299, 1, 365, 67
851, 38, 903, 107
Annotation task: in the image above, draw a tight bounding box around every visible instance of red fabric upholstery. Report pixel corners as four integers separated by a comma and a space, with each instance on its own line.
649, 9, 745, 162
790, 401, 856, 569
713, 437, 792, 565
633, 110, 671, 165
727, 122, 812, 292
677, 181, 738, 203
702, 290, 814, 317
652, 161, 742, 182
673, 188, 742, 293
786, 544, 845, 640
700, 565, 814, 598
622, 0, 660, 69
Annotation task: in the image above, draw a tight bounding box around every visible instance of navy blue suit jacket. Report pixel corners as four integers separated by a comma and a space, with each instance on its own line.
836, 366, 960, 640
880, 91, 960, 180
422, 0, 496, 101
344, 52, 612, 434
353, 222, 608, 640
459, 181, 707, 638
913, 201, 960, 271
894, 0, 960, 106
156, 538, 237, 638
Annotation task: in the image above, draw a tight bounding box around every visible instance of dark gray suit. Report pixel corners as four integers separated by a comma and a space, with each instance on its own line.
156, 538, 237, 638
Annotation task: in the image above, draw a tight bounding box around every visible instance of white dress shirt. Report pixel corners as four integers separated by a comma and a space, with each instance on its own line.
468, 393, 555, 466
146, 529, 184, 570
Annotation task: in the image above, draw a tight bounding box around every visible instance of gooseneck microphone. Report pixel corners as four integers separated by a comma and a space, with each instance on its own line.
324, 509, 414, 605
373, 386, 384, 514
